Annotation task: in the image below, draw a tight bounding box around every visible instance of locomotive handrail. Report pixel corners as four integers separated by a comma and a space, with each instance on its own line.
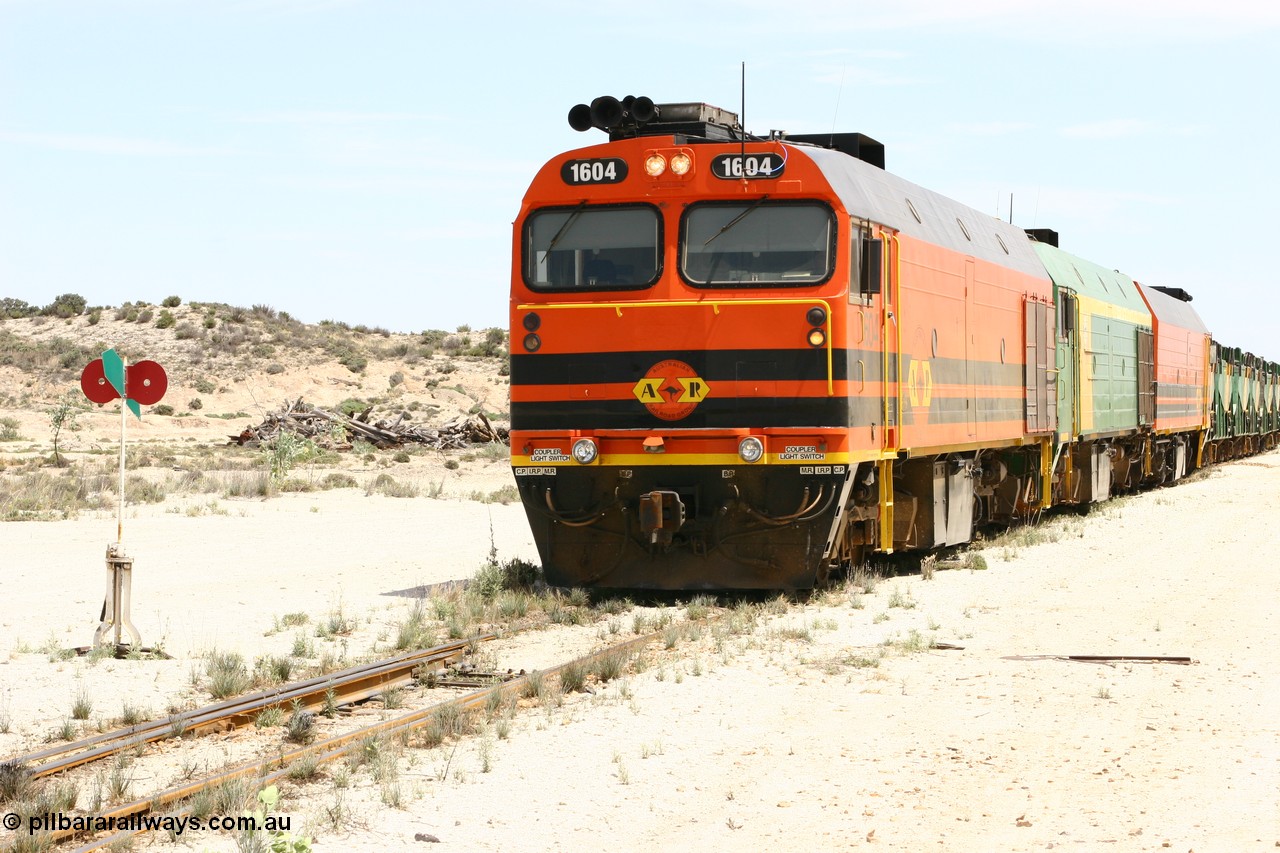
515, 296, 835, 395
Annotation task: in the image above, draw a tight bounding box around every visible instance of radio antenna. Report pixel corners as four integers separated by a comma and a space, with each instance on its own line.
830, 65, 846, 145
740, 61, 747, 186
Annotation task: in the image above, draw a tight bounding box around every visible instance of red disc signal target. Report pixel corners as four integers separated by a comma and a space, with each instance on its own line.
79, 358, 168, 406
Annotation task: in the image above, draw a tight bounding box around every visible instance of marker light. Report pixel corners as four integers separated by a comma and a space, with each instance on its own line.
644, 153, 667, 177
807, 328, 827, 348
806, 307, 827, 327
738, 436, 764, 463
572, 438, 599, 464
670, 152, 692, 175
523, 333, 541, 352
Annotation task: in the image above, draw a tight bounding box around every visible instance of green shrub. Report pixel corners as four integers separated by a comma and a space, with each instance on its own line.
195, 377, 216, 394
155, 310, 175, 329
43, 293, 86, 318
152, 404, 175, 416
0, 297, 39, 318
162, 295, 181, 307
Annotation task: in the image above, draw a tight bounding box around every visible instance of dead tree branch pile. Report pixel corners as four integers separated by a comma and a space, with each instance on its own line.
232, 398, 507, 451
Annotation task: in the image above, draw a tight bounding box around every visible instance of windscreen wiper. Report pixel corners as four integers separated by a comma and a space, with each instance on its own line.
545, 201, 589, 254
703, 195, 770, 247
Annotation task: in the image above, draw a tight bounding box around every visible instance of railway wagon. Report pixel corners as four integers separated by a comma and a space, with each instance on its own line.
509, 95, 1279, 590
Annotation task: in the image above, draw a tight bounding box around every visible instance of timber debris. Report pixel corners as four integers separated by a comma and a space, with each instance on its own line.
232, 397, 508, 450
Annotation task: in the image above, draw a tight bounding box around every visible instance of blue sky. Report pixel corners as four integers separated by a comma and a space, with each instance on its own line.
2, 0, 1276, 356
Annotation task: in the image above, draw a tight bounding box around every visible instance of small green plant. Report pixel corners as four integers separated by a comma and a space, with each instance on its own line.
206, 651, 250, 700
0, 760, 33, 803
47, 393, 83, 466
255, 706, 285, 728
71, 688, 92, 721
240, 785, 312, 852
559, 660, 587, 693
285, 705, 315, 744
263, 432, 318, 483
162, 295, 182, 307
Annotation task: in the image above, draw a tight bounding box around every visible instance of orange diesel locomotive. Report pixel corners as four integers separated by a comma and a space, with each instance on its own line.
509, 97, 1060, 590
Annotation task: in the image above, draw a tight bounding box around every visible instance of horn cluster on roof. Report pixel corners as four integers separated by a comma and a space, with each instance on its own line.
567, 96, 746, 142
568, 96, 659, 133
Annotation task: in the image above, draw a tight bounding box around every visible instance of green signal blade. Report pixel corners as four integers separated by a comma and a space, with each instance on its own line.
101, 349, 126, 397
126, 398, 141, 420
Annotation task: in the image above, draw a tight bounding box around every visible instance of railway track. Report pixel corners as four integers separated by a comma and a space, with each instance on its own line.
9, 636, 492, 783
51, 627, 678, 852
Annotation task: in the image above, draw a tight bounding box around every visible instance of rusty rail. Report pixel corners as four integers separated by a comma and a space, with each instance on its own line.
8, 636, 493, 780
65, 628, 676, 852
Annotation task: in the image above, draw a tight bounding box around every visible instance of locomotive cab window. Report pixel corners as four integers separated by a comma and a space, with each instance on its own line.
680, 201, 835, 288
523, 204, 660, 291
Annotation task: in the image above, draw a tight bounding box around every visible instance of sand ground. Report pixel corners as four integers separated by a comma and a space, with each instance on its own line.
1, 454, 1278, 853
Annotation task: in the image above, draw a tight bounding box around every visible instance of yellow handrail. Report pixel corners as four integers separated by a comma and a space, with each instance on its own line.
515, 297, 835, 395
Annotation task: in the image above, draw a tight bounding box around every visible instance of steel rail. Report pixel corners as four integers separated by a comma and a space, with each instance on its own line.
64, 627, 679, 852
9, 636, 493, 780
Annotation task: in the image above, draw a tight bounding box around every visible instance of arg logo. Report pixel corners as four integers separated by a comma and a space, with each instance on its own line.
633, 359, 711, 421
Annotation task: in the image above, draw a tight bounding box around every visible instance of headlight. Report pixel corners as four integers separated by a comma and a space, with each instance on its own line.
738, 436, 764, 463
670, 152, 692, 175
572, 438, 598, 464
644, 153, 667, 177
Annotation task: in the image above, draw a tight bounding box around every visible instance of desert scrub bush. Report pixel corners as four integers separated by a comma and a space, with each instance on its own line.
124, 475, 166, 504
155, 310, 175, 329
188, 398, 203, 410
0, 416, 20, 441
366, 473, 418, 498
174, 321, 199, 340
42, 292, 86, 317
205, 651, 250, 699
151, 404, 175, 416
194, 377, 216, 394
321, 472, 358, 490
162, 295, 182, 307
558, 660, 588, 693
265, 362, 285, 375
285, 706, 315, 744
